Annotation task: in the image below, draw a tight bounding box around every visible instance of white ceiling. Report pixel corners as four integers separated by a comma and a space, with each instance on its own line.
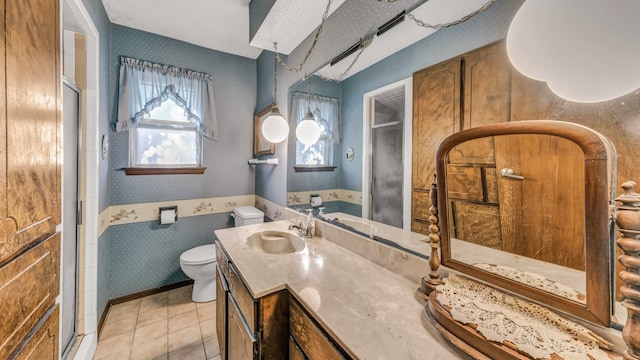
101, 0, 262, 59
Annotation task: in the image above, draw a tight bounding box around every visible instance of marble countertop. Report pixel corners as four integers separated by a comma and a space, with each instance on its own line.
214, 220, 470, 360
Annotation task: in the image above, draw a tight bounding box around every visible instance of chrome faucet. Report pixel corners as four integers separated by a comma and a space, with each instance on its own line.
288, 209, 315, 238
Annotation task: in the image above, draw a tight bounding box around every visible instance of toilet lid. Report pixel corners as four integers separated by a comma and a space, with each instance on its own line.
180, 244, 216, 265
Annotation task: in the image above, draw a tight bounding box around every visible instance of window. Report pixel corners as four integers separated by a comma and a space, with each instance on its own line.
116, 57, 218, 174
291, 92, 340, 169
131, 99, 201, 167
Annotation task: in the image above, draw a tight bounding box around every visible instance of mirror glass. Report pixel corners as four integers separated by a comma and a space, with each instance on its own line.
286, 76, 427, 259
438, 121, 615, 326
445, 134, 587, 303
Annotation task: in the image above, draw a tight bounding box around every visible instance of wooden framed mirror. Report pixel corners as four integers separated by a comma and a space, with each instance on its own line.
433, 120, 615, 327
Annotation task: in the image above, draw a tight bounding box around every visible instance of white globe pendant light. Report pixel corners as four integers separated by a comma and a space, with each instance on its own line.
296, 110, 321, 145
262, 105, 289, 143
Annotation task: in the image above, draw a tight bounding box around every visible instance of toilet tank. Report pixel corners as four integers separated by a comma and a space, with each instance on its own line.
234, 206, 265, 226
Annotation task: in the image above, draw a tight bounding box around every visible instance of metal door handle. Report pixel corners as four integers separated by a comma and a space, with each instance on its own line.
500, 168, 525, 180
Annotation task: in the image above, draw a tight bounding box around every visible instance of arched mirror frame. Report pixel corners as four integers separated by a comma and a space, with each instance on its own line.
436, 120, 614, 326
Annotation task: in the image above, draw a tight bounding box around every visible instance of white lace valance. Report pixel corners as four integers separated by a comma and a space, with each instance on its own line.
116, 56, 218, 140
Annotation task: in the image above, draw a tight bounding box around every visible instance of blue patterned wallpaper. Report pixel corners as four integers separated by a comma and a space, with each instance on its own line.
255, 51, 289, 205
109, 213, 232, 299
109, 24, 257, 205
106, 24, 258, 299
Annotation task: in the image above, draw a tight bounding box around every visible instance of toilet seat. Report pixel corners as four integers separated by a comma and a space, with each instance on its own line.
180, 244, 216, 265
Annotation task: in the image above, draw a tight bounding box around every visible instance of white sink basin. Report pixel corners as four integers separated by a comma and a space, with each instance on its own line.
246, 231, 306, 255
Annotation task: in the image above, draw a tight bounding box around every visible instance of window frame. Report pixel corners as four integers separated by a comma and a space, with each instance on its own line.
125, 99, 206, 175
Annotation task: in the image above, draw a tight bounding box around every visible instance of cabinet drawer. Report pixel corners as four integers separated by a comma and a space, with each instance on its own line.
216, 242, 230, 279
228, 263, 257, 334
289, 298, 346, 360
0, 233, 60, 359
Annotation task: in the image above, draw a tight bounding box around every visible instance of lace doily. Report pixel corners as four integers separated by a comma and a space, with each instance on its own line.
473, 263, 586, 303
436, 275, 612, 360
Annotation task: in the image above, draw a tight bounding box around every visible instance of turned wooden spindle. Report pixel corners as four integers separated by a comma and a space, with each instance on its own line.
615, 181, 640, 360
419, 176, 442, 299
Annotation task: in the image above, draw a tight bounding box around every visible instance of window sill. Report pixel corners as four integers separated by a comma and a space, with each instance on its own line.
293, 166, 337, 173
123, 167, 207, 175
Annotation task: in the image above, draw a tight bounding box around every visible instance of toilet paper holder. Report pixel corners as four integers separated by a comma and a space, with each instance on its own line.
159, 206, 178, 224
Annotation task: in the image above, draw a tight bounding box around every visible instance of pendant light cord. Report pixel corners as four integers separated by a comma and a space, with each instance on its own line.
273, 51, 278, 104
274, 0, 333, 73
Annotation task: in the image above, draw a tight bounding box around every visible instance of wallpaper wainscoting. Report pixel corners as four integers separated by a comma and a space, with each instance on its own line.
287, 189, 362, 206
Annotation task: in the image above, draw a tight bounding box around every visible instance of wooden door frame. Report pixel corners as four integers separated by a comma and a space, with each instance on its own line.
362, 77, 412, 229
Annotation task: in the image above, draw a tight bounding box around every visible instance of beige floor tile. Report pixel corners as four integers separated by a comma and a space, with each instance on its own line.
195, 300, 215, 309
168, 286, 192, 305
137, 307, 168, 329
196, 303, 216, 322
203, 336, 220, 359
168, 340, 206, 360
130, 335, 167, 360
93, 348, 131, 360
199, 319, 216, 339
108, 300, 141, 323
134, 319, 168, 346
151, 356, 167, 360
140, 293, 168, 314
208, 354, 221, 360
167, 300, 196, 318
168, 324, 202, 352
169, 309, 199, 334
100, 315, 138, 341
94, 331, 134, 359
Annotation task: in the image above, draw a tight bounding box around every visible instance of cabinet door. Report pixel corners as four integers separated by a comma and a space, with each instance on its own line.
1, 0, 61, 262
216, 267, 228, 360
412, 57, 461, 231
227, 296, 257, 360
289, 336, 306, 360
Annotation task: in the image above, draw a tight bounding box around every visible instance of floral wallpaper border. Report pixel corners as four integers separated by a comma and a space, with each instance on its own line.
286, 189, 362, 207
98, 194, 256, 236
255, 195, 286, 221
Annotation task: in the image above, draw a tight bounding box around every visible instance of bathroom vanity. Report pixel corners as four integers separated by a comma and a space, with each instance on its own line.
214, 220, 467, 359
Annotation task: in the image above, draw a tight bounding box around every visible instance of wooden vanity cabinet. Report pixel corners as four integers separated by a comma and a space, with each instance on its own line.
289, 297, 349, 360
215, 242, 289, 359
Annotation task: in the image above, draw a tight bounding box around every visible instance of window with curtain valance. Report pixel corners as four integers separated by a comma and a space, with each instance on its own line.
116, 57, 218, 174
290, 91, 340, 167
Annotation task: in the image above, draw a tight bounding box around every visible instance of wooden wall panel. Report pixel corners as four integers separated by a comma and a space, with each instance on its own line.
451, 201, 502, 249
0, 233, 60, 359
12, 305, 59, 360
2, 0, 61, 264
446, 166, 484, 202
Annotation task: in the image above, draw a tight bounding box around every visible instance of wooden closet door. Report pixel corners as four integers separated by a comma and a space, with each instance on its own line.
0, 0, 61, 358
1, 0, 61, 263
411, 57, 461, 233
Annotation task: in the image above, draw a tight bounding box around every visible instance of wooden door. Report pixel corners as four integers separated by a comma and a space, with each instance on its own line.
411, 57, 461, 233
0, 0, 61, 357
495, 134, 586, 270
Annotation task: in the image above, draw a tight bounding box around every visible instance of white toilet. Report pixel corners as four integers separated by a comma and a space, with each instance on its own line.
179, 244, 217, 302
180, 206, 264, 302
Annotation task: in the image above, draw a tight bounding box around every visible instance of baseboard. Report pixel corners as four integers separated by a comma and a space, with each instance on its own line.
97, 279, 195, 337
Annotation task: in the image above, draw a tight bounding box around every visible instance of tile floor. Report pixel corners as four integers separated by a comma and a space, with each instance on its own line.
94, 285, 220, 360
